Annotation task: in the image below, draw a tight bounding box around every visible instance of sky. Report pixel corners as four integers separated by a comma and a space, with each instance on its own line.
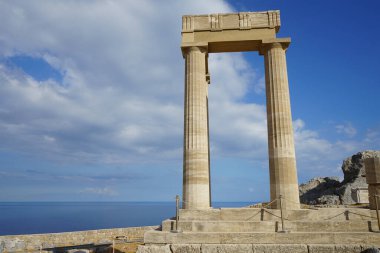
0, 0, 379, 203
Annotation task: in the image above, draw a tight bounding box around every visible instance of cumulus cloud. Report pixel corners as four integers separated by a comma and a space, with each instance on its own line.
0, 0, 232, 164
208, 53, 268, 159
0, 1, 378, 201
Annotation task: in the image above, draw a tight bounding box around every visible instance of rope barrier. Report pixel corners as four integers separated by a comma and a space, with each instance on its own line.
175, 194, 380, 233
261, 198, 279, 209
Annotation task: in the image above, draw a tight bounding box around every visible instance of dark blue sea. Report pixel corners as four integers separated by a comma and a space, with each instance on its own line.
0, 202, 252, 236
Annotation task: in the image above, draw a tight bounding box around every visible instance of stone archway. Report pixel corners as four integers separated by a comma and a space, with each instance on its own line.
181, 11, 300, 210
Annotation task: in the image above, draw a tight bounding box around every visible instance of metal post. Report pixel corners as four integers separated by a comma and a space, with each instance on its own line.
176, 195, 180, 231
278, 195, 288, 233
375, 194, 380, 231
171, 195, 182, 233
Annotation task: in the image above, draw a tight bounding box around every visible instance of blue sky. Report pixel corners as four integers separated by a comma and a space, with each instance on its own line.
0, 0, 379, 202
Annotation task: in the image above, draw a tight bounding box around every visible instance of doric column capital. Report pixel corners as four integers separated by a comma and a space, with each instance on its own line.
181, 44, 208, 58
259, 38, 291, 55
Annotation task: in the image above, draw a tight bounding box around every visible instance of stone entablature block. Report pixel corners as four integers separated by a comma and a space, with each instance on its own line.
182, 11, 281, 33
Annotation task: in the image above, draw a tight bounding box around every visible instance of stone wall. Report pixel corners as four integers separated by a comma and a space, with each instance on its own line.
0, 226, 158, 253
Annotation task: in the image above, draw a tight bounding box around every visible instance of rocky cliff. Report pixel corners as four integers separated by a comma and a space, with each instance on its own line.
299, 150, 380, 205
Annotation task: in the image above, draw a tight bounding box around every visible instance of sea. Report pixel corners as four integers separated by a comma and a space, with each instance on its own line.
0, 202, 253, 236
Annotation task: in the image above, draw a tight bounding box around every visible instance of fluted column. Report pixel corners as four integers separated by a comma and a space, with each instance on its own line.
261, 41, 300, 210
182, 46, 210, 209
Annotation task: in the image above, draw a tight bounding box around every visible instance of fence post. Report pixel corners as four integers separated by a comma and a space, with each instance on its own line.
176, 195, 180, 231
171, 195, 182, 233
375, 194, 380, 231
278, 195, 288, 233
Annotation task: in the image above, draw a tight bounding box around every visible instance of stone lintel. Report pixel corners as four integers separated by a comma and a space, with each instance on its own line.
181, 11, 282, 53
182, 11, 281, 33
259, 37, 291, 55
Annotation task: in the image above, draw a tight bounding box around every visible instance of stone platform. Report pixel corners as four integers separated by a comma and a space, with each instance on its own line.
137, 207, 380, 253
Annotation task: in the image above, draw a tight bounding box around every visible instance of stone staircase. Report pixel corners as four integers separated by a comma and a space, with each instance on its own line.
138, 207, 380, 253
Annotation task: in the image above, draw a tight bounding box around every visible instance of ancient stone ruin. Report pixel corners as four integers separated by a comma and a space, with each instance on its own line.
137, 10, 380, 253
181, 10, 299, 211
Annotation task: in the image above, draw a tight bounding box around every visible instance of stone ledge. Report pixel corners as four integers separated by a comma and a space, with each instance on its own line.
137, 244, 380, 253
0, 226, 158, 252
144, 231, 380, 245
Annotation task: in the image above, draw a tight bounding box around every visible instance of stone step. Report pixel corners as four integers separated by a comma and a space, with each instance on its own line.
137, 244, 380, 253
178, 208, 378, 222
162, 220, 275, 232
162, 220, 379, 232
286, 220, 379, 232
144, 231, 380, 245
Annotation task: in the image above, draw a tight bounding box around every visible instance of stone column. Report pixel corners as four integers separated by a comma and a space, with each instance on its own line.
182, 46, 210, 209
260, 40, 300, 209
364, 157, 380, 210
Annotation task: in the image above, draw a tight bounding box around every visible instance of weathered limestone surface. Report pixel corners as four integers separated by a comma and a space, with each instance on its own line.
0, 226, 157, 253
300, 151, 380, 205
253, 244, 307, 253
181, 11, 280, 53
144, 230, 380, 245
163, 220, 379, 233
145, 206, 379, 251
339, 151, 378, 204
182, 46, 210, 210
177, 208, 377, 222
202, 244, 253, 253
299, 177, 341, 205
137, 244, 379, 253
171, 244, 201, 253
137, 244, 171, 253
365, 156, 380, 209
260, 40, 300, 210
308, 244, 369, 253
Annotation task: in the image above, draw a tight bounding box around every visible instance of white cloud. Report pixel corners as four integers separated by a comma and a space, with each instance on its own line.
335, 122, 357, 138
364, 127, 380, 143
80, 187, 118, 196
208, 53, 268, 159
0, 0, 232, 164
0, 0, 377, 192
293, 119, 380, 181
253, 76, 265, 95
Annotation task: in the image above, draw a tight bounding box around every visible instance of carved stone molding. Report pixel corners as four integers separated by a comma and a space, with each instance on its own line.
182, 11, 281, 33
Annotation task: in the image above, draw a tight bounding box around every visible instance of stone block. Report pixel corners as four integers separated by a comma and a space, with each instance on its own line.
136, 244, 171, 253
202, 244, 253, 253
253, 244, 307, 253
171, 244, 201, 253
365, 158, 380, 184
308, 244, 335, 253
335, 244, 362, 253
162, 220, 176, 232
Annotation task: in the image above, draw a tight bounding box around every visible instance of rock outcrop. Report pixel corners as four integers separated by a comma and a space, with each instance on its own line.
299, 177, 341, 205
300, 150, 380, 205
